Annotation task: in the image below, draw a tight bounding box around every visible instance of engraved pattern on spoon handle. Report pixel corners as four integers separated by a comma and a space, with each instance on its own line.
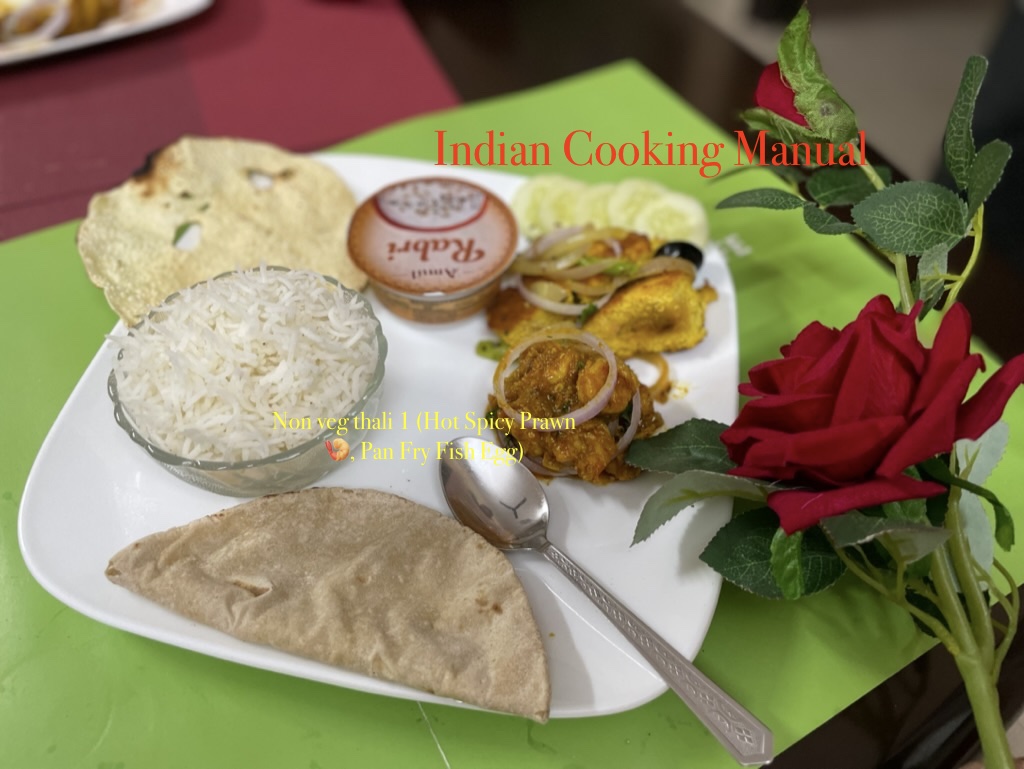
541, 542, 773, 766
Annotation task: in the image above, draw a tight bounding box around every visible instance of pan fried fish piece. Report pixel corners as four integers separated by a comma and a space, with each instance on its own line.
583, 271, 717, 357
487, 271, 715, 358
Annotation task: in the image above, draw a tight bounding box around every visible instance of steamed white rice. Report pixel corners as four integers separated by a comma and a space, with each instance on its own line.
112, 267, 381, 463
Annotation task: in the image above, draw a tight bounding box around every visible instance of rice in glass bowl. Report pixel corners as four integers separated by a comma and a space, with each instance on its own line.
108, 266, 387, 496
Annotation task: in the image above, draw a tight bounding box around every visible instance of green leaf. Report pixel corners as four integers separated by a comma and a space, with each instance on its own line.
776, 6, 859, 144
702, 508, 845, 599
955, 421, 1010, 570
821, 510, 949, 563
701, 507, 783, 598
172, 221, 199, 246
967, 139, 1012, 219
739, 107, 823, 147
475, 339, 508, 361
956, 421, 1009, 486
770, 528, 805, 599
575, 303, 599, 327
626, 419, 733, 474
914, 245, 949, 315
944, 55, 988, 190
712, 162, 808, 186
806, 166, 890, 207
881, 495, 930, 525
852, 181, 969, 256
906, 587, 947, 638
920, 458, 1014, 550
716, 188, 806, 211
632, 470, 768, 544
802, 203, 857, 235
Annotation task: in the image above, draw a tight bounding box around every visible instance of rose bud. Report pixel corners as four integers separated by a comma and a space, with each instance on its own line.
754, 62, 809, 127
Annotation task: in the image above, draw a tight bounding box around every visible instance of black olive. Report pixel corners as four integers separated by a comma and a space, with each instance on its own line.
654, 241, 703, 270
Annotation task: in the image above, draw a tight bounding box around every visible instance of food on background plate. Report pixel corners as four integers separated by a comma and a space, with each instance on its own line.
78, 136, 365, 327
110, 267, 384, 464
488, 330, 663, 483
486, 226, 716, 358
0, 0, 145, 45
105, 487, 551, 722
347, 177, 518, 323
511, 175, 709, 246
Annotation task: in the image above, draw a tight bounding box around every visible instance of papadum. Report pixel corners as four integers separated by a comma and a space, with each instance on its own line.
78, 136, 366, 326
105, 487, 550, 721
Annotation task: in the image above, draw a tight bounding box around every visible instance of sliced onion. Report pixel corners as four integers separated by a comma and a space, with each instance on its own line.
494, 329, 617, 432
520, 453, 578, 477
602, 237, 623, 257
635, 255, 697, 281
525, 225, 628, 262
3, 0, 69, 42
615, 390, 642, 454
512, 256, 622, 279
513, 274, 611, 317
564, 277, 629, 297
634, 352, 671, 402
525, 225, 587, 259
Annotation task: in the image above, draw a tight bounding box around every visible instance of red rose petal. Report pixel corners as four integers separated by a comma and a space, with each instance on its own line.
746, 356, 820, 395
781, 321, 840, 358
739, 415, 906, 484
956, 353, 1024, 440
769, 475, 947, 533
728, 392, 834, 434
911, 302, 972, 416
755, 62, 809, 127
877, 355, 981, 476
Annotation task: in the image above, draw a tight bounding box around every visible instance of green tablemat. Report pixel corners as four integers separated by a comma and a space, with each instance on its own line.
2, 61, 1022, 769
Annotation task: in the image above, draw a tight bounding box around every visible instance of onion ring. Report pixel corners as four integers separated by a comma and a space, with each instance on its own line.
615, 390, 642, 454
494, 329, 617, 432
635, 255, 696, 281
512, 274, 610, 317
524, 225, 587, 259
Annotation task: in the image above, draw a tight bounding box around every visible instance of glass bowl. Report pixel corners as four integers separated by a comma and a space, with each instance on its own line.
107, 269, 388, 497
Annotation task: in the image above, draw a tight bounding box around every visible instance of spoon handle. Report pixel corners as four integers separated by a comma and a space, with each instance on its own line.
541, 542, 773, 766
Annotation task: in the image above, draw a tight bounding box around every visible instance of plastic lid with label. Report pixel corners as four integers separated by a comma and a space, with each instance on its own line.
347, 177, 518, 322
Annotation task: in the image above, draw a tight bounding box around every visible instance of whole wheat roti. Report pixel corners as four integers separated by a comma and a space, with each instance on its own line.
78, 136, 366, 326
105, 487, 551, 721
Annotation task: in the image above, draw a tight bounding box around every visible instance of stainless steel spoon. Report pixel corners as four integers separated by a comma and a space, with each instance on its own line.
438, 435, 773, 766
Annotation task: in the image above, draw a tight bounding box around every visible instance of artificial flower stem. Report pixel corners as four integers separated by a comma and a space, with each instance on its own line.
833, 547, 956, 648
859, 159, 888, 192
945, 205, 985, 309
991, 558, 1021, 680
857, 160, 916, 311
894, 253, 915, 313
947, 490, 995, 672
932, 545, 1015, 769
952, 650, 1015, 769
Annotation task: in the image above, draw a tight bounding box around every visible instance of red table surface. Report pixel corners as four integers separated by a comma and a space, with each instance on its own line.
0, 0, 460, 241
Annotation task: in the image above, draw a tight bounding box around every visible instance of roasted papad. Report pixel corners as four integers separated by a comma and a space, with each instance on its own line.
105, 487, 550, 721
78, 135, 365, 326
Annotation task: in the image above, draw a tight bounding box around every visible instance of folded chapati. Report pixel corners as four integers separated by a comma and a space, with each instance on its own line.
78, 135, 366, 326
105, 487, 550, 721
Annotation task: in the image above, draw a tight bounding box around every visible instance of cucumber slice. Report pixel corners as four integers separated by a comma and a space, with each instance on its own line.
632, 192, 710, 246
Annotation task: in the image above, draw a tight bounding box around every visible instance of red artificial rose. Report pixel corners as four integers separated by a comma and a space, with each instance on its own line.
755, 62, 809, 127
721, 296, 1024, 533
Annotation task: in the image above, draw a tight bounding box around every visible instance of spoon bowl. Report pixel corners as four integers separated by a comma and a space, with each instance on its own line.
440, 440, 549, 549
438, 435, 773, 766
